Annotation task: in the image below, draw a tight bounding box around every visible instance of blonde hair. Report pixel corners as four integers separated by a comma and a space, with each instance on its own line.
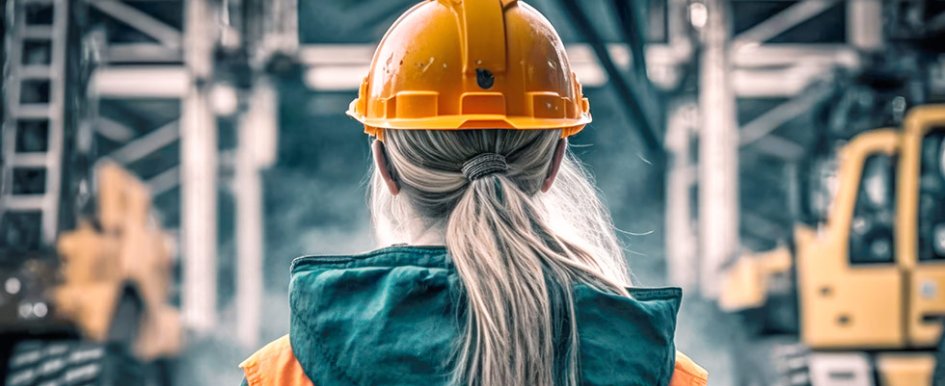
370, 129, 630, 386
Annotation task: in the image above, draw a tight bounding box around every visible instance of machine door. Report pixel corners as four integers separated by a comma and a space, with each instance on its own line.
799, 131, 904, 349
908, 127, 945, 347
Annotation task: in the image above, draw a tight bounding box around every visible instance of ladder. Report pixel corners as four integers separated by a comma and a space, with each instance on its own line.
1, 0, 69, 249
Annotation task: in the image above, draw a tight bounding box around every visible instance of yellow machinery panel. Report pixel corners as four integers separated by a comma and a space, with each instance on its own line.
797, 130, 905, 349
876, 353, 936, 386
909, 265, 945, 346
719, 246, 792, 311
898, 106, 945, 347
798, 257, 904, 349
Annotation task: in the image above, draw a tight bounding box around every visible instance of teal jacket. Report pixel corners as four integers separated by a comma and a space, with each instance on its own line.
244, 245, 688, 386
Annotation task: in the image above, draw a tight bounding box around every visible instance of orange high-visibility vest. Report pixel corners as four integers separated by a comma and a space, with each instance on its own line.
240, 335, 708, 386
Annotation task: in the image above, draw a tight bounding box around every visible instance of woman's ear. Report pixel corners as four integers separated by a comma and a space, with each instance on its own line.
541, 139, 567, 192
373, 140, 400, 195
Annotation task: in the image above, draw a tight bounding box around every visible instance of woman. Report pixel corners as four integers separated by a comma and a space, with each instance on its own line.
240, 0, 707, 385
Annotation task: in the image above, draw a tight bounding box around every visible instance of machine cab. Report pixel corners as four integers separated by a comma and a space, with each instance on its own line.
898, 106, 945, 347
797, 105, 945, 351
797, 129, 903, 349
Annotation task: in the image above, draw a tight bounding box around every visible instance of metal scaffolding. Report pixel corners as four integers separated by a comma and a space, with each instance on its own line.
660, 0, 886, 295
76, 0, 284, 345
79, 0, 222, 336
2, 0, 71, 247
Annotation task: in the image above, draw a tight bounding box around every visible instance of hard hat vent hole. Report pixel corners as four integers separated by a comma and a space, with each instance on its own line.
476, 68, 495, 89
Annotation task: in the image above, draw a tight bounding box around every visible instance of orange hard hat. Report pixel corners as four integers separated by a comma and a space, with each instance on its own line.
347, 0, 591, 140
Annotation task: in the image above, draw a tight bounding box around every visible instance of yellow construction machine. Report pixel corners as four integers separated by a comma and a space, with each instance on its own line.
54, 162, 182, 360
0, 162, 181, 385
721, 105, 945, 386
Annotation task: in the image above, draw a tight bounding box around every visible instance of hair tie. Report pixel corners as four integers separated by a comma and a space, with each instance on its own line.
462, 153, 508, 181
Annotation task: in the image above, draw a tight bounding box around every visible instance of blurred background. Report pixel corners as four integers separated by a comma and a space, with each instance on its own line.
2, 0, 945, 385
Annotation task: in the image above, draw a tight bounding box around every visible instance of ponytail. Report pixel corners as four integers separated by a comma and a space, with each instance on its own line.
370, 129, 629, 386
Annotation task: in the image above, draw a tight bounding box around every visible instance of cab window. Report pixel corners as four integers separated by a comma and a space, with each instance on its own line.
850, 154, 896, 264
918, 130, 945, 262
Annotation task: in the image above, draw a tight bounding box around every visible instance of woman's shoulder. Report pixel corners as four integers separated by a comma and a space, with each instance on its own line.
671, 351, 709, 386
239, 335, 313, 386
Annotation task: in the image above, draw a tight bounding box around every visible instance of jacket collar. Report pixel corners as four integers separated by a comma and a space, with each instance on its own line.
288, 245, 681, 386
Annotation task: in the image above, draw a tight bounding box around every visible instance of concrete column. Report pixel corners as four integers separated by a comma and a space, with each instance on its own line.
234, 79, 276, 348
182, 0, 218, 333
666, 102, 699, 290
698, 0, 739, 298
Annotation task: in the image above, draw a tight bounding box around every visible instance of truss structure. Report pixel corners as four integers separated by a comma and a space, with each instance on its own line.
682, 0, 884, 296
2, 0, 71, 247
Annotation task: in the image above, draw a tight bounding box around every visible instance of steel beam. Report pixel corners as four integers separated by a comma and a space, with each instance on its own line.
665, 101, 699, 290
89, 0, 183, 48
299, 43, 854, 92
106, 43, 183, 64
732, 0, 839, 50
732, 64, 830, 97
304, 66, 369, 92
95, 116, 136, 142
698, 0, 739, 298
182, 0, 218, 334
785, 163, 800, 222
234, 80, 276, 349
753, 135, 806, 161
299, 43, 689, 69
5, 196, 46, 211
612, 0, 648, 78
732, 44, 858, 68
266, 0, 299, 53
146, 166, 181, 197
555, 0, 661, 153
303, 43, 685, 90
92, 67, 189, 98
108, 120, 180, 164
43, 0, 69, 245
739, 84, 832, 146
847, 0, 883, 51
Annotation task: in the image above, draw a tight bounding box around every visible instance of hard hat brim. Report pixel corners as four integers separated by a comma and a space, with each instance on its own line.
347, 102, 590, 139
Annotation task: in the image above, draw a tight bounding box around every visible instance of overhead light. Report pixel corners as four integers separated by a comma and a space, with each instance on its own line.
211, 83, 239, 116
4, 277, 21, 295
689, 2, 708, 29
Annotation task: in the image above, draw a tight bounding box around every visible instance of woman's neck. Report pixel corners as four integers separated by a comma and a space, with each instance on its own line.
375, 216, 446, 247
409, 227, 446, 246
406, 217, 446, 245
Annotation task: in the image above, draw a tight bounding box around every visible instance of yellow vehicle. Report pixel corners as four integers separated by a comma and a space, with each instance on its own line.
0, 162, 181, 384
54, 162, 182, 360
722, 105, 945, 385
